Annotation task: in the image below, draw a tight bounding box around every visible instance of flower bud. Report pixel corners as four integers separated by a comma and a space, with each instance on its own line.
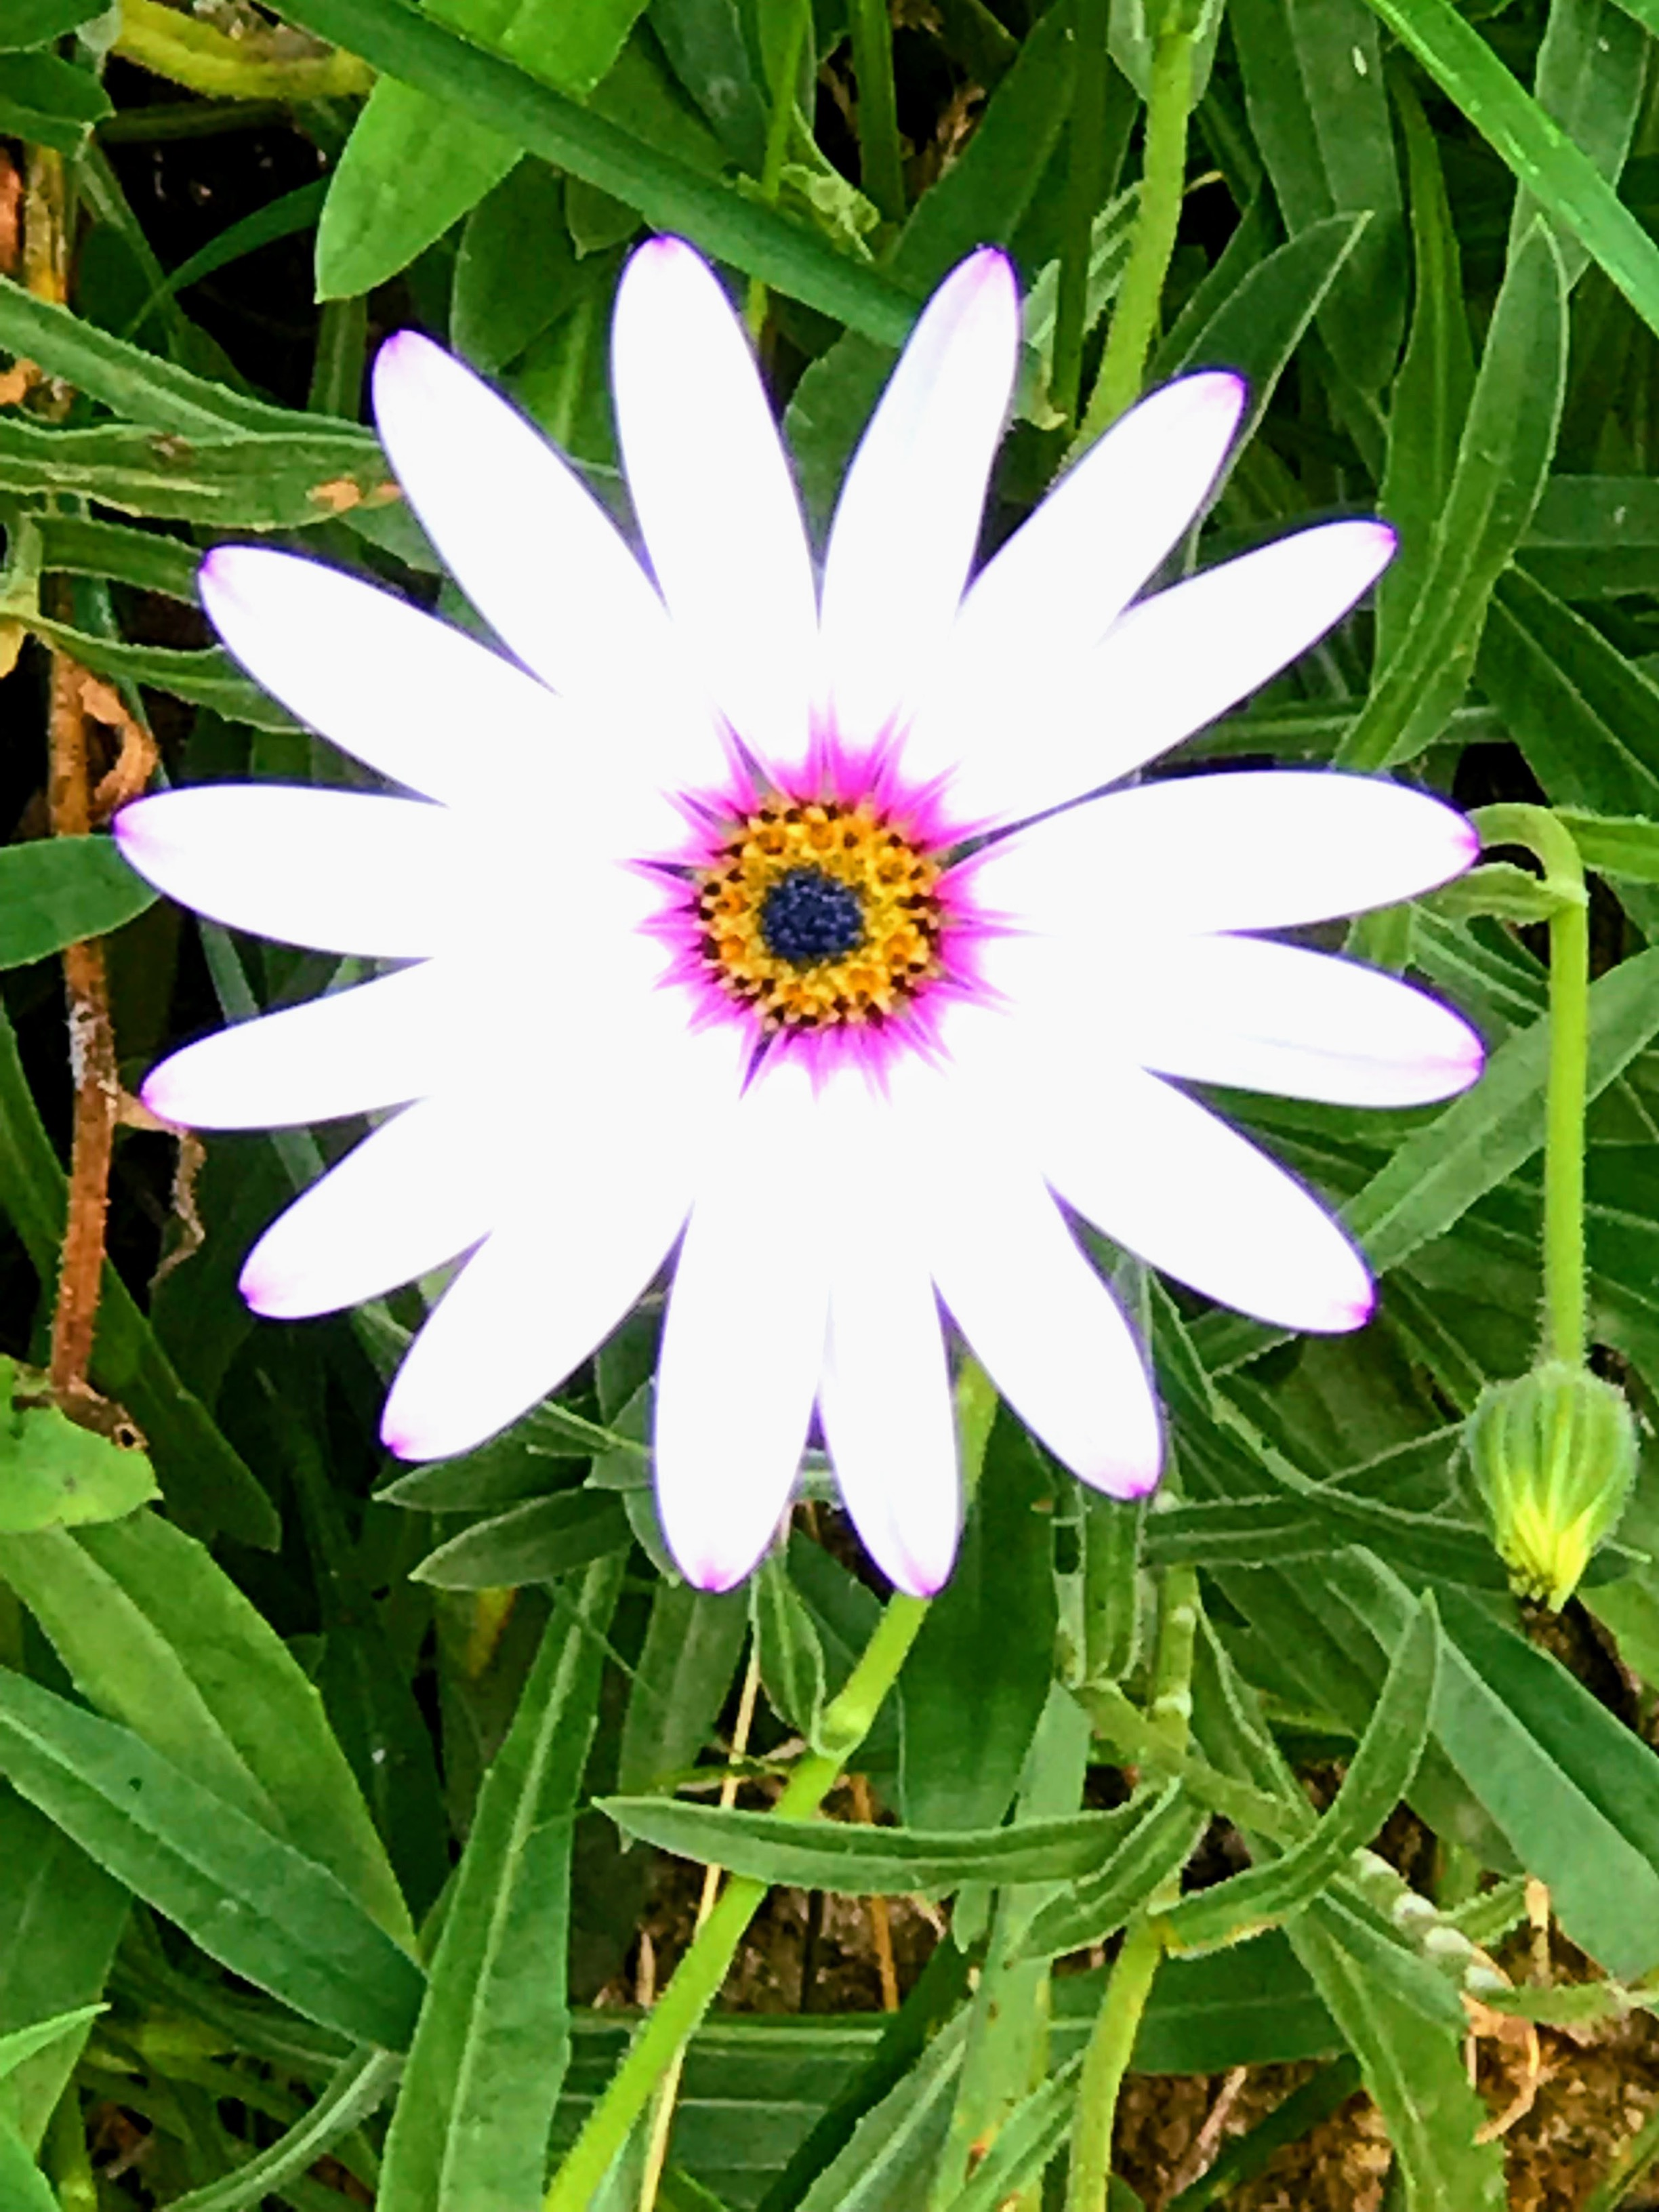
1467, 1362, 1638, 1610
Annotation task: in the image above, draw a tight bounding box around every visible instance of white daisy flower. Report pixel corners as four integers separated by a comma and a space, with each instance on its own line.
116, 239, 1483, 1597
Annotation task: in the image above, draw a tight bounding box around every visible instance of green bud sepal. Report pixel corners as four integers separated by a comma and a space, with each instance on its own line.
1467, 1361, 1638, 1610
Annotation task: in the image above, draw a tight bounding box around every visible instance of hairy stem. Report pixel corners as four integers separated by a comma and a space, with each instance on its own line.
1074, 22, 1197, 450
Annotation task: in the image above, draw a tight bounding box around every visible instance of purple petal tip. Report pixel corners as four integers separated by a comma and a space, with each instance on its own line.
137, 1069, 184, 1130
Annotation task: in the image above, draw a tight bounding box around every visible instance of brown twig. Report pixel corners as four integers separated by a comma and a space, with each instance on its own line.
23, 146, 127, 1407
1161, 2066, 1248, 2204
47, 645, 121, 1403
82, 674, 161, 820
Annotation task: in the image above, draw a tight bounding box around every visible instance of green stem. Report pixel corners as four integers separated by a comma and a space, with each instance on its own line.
745, 0, 814, 337
1472, 804, 1591, 1369
1074, 22, 1197, 452
848, 0, 906, 224
1067, 1567, 1200, 2212
541, 1593, 929, 2211
1065, 1919, 1162, 2212
1051, 0, 1113, 427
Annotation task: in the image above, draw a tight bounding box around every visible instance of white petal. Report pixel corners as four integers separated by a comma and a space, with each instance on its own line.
379, 1040, 737, 1459
1036, 1060, 1372, 1332
908, 1080, 1162, 1497
115, 787, 472, 958
967, 771, 1477, 941
1124, 935, 1485, 1107
611, 239, 818, 780
815, 1085, 960, 1595
903, 373, 1245, 794
200, 547, 572, 810
654, 1057, 830, 1591
241, 1094, 498, 1317
371, 333, 731, 797
916, 520, 1395, 829
819, 250, 1018, 750
140, 964, 462, 1129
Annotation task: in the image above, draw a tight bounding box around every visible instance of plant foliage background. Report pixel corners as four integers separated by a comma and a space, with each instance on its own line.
8, 0, 1659, 2203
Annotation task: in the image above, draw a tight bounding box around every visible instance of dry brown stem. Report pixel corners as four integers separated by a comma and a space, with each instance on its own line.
47, 648, 121, 1401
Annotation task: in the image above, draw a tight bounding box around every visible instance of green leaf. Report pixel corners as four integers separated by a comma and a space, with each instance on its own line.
123, 181, 331, 342
898, 1407, 1056, 1832
1286, 1896, 1507, 2211
0, 1788, 127, 2152
1557, 811, 1659, 882
1477, 571, 1659, 939
1015, 1784, 1209, 1962
0, 1669, 424, 2048
616, 1580, 747, 1796
0, 838, 155, 972
411, 1488, 632, 1588
0, 2115, 59, 2212
317, 85, 519, 302
1160, 1599, 1439, 1952
1357, 0, 1659, 343
1337, 223, 1569, 770
0, 2003, 104, 2083
0, 273, 297, 439
1227, 0, 1404, 390
794, 2013, 968, 2212
0, 1365, 156, 1532
648, 0, 769, 169
0, 0, 109, 45
451, 160, 580, 373
273, 0, 916, 343
1347, 943, 1659, 1273
0, 50, 110, 152
1508, 0, 1652, 290
933, 1683, 1090, 2195
0, 999, 279, 1549
1125, 1936, 1340, 2072
0, 1509, 415, 1944
598, 1794, 1158, 1893
942, 2053, 1082, 2212
1376, 79, 1475, 665
1322, 1557, 1659, 1981
318, 0, 664, 297
752, 1548, 826, 1744
28, 513, 203, 603
380, 1558, 623, 2212
165, 2048, 401, 2212
0, 415, 396, 529
1521, 476, 1659, 600
1160, 213, 1368, 464
24, 611, 300, 733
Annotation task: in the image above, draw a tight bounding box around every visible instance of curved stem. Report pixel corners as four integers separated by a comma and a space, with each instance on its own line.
1473, 804, 1591, 1369
541, 1593, 929, 2211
